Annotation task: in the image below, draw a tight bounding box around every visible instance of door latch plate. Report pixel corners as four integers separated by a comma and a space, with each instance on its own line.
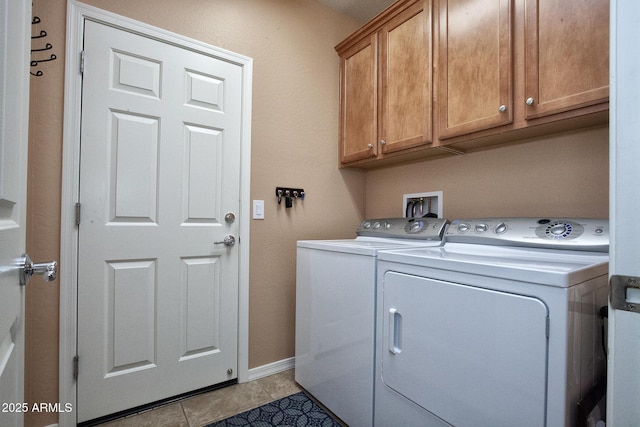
611, 274, 640, 313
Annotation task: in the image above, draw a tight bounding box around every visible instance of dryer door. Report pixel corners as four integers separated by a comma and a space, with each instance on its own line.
381, 272, 549, 427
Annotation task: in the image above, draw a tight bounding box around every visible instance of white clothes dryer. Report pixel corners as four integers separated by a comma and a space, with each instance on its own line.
295, 217, 448, 427
374, 218, 609, 427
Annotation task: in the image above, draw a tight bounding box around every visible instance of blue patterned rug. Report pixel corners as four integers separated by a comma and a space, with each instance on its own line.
206, 391, 341, 427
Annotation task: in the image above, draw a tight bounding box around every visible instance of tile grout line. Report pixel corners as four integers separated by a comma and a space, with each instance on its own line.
179, 400, 192, 427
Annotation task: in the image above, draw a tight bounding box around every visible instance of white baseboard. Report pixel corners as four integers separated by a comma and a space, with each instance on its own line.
246, 357, 295, 382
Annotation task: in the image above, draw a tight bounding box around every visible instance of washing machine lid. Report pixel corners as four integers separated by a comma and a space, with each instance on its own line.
378, 243, 609, 287
297, 236, 444, 256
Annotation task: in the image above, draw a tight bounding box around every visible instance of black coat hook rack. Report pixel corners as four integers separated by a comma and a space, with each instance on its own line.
30, 15, 56, 77
275, 186, 305, 209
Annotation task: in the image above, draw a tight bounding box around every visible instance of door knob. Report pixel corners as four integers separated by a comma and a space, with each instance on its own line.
214, 235, 236, 247
19, 253, 57, 286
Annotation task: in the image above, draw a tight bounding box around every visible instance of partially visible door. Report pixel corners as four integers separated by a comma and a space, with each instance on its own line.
607, 1, 640, 424
0, 0, 31, 426
77, 20, 242, 422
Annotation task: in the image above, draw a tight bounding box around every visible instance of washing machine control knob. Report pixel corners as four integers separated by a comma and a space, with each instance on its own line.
494, 223, 508, 234
475, 224, 488, 233
407, 221, 424, 232
457, 223, 470, 232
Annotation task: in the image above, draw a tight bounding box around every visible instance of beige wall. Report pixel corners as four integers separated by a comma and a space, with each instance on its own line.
26, 1, 362, 425
25, 1, 609, 426
365, 127, 609, 219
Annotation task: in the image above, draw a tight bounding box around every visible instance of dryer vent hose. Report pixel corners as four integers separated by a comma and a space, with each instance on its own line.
599, 306, 608, 358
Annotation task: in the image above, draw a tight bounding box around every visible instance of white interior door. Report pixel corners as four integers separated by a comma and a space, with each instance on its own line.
77, 20, 243, 422
0, 0, 30, 425
607, 1, 640, 424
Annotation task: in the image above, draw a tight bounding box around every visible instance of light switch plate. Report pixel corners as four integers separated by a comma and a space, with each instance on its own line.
253, 200, 265, 220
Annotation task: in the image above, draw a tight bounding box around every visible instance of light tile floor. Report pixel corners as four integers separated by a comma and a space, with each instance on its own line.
97, 369, 303, 427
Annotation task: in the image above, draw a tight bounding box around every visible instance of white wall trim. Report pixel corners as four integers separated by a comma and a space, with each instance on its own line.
247, 357, 296, 382
59, 2, 252, 425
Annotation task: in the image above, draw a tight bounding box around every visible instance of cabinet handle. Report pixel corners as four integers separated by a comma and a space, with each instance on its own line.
525, 97, 535, 106
367, 143, 374, 149
380, 140, 386, 146
498, 105, 507, 113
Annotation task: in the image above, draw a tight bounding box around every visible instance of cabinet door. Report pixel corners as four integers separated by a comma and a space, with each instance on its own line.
379, 1, 432, 154
524, 0, 609, 119
438, 0, 513, 139
339, 34, 378, 163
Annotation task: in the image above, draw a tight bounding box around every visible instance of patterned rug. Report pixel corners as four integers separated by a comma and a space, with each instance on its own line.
206, 391, 341, 427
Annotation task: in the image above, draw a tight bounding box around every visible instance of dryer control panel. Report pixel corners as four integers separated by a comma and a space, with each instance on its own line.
446, 218, 609, 252
357, 217, 449, 240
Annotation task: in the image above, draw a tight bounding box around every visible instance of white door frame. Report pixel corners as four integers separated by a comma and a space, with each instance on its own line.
59, 2, 252, 424
607, 1, 640, 424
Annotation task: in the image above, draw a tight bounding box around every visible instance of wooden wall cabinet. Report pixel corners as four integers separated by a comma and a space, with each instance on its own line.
438, 0, 609, 143
523, 0, 609, 119
337, 0, 432, 166
437, 0, 513, 139
337, 0, 609, 168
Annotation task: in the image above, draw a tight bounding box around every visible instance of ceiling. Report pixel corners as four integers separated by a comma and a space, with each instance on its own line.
317, 0, 396, 23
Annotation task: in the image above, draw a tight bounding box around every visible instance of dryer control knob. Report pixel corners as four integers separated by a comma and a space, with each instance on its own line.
550, 223, 568, 235
495, 223, 508, 234
457, 223, 470, 232
475, 224, 488, 233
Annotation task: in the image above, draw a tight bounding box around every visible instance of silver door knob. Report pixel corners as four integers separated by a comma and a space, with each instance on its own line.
498, 105, 507, 113
19, 253, 57, 286
525, 97, 535, 106
380, 140, 386, 145
214, 235, 236, 247
367, 143, 374, 149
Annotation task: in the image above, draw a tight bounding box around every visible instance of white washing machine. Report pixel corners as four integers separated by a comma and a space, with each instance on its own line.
295, 217, 448, 427
374, 218, 609, 427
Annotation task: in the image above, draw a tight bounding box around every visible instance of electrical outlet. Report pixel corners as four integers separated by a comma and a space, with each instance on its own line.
403, 191, 443, 218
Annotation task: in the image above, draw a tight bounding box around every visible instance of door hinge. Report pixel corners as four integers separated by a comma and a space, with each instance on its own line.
75, 202, 81, 226
80, 50, 85, 75
73, 355, 79, 381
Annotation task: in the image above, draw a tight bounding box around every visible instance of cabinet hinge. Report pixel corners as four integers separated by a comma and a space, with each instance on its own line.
73, 355, 79, 381
80, 50, 85, 75
75, 202, 81, 226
